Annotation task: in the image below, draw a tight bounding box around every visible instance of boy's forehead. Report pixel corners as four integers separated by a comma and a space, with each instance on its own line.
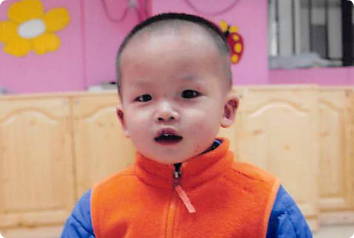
131, 73, 204, 86
121, 35, 225, 79
121, 30, 221, 73
118, 21, 232, 95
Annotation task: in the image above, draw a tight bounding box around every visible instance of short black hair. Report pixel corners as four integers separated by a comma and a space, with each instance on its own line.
116, 12, 232, 99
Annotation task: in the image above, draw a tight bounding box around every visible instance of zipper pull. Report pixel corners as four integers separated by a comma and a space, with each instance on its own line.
173, 163, 196, 214
173, 163, 182, 186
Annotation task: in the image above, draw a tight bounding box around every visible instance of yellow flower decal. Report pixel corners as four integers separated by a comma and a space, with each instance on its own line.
0, 0, 70, 57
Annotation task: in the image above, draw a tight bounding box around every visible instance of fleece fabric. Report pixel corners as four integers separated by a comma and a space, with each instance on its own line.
91, 137, 278, 238
60, 138, 313, 238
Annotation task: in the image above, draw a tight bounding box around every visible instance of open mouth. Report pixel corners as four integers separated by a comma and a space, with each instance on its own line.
155, 133, 183, 143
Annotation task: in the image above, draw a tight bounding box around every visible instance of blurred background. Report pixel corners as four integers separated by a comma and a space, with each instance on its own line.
0, 0, 353, 237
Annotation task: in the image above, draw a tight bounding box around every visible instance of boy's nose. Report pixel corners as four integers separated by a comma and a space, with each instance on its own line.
154, 103, 179, 122
158, 115, 175, 121
157, 111, 177, 121
155, 111, 179, 122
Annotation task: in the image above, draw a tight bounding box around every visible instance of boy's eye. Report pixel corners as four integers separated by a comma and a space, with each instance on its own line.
135, 94, 151, 102
134, 91, 200, 102
182, 90, 200, 98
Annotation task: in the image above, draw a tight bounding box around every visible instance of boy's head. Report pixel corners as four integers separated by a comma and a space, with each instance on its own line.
116, 12, 239, 164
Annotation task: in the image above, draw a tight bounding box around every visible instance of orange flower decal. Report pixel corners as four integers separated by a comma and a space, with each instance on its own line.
220, 20, 244, 64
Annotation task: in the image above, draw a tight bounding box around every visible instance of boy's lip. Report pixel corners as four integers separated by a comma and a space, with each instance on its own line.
155, 128, 182, 139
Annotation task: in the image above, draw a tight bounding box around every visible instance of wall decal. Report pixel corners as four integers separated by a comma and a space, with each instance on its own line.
0, 0, 70, 57
220, 20, 244, 64
101, 0, 151, 22
184, 0, 241, 16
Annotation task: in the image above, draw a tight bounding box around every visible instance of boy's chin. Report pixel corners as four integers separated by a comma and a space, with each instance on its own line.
151, 156, 190, 165
146, 151, 201, 164
147, 146, 212, 165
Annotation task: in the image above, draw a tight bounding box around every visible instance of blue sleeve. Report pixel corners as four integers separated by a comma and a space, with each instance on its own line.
60, 189, 95, 238
266, 185, 313, 238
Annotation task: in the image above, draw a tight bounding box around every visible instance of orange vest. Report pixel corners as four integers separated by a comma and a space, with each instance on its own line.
91, 137, 280, 238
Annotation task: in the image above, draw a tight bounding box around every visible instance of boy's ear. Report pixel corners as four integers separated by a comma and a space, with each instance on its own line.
221, 91, 239, 128
116, 104, 130, 138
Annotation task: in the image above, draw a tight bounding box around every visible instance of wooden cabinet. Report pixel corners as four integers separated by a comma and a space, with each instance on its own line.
0, 87, 353, 236
0, 95, 75, 235
234, 86, 320, 230
318, 88, 354, 224
72, 93, 136, 199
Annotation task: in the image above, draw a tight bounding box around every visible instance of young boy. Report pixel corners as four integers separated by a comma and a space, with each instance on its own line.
61, 13, 313, 238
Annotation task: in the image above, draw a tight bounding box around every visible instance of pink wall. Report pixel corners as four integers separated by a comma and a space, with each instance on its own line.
0, 0, 84, 94
0, 0, 268, 94
83, 0, 144, 88
269, 67, 354, 86
0, 0, 141, 94
152, 0, 269, 85
2, 0, 352, 94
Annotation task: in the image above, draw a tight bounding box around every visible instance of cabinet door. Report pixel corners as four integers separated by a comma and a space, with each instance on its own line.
318, 88, 354, 224
0, 96, 74, 228
235, 86, 320, 231
72, 93, 136, 199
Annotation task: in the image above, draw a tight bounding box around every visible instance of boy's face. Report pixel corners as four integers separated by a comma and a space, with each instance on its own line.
116, 27, 238, 164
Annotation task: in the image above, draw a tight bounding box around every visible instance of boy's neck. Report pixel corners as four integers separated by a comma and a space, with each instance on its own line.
173, 139, 221, 167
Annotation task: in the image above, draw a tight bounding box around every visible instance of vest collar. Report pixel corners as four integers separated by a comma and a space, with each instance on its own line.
134, 137, 234, 189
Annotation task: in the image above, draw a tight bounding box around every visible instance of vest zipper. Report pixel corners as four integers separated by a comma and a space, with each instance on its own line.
173, 163, 196, 213
173, 163, 182, 187
166, 163, 196, 238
